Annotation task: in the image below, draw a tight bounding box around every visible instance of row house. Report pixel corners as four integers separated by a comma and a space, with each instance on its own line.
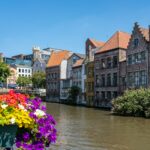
94, 31, 131, 108
72, 59, 86, 105
85, 39, 105, 107
127, 23, 149, 89
60, 53, 85, 101
46, 50, 71, 102
11, 64, 32, 78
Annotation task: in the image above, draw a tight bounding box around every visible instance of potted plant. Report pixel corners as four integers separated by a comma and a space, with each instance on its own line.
0, 90, 57, 149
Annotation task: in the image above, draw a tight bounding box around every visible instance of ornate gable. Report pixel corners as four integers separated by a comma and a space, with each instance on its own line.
127, 22, 149, 51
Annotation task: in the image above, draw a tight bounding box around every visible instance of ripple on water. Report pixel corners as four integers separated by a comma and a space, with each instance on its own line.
47, 103, 150, 150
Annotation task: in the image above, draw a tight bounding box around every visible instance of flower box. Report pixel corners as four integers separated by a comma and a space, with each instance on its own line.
0, 125, 18, 148
0, 90, 57, 150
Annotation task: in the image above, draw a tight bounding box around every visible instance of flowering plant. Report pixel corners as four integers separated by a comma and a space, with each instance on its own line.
0, 90, 33, 128
0, 90, 57, 149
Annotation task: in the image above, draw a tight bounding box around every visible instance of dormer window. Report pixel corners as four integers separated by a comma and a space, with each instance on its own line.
134, 38, 139, 48
89, 45, 92, 51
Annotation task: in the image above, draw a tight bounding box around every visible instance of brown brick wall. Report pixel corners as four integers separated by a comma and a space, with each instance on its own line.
46, 66, 60, 101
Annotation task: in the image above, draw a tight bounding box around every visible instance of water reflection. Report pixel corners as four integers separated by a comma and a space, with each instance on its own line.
47, 103, 150, 150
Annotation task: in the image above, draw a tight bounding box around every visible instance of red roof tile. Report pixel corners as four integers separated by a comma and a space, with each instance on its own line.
89, 39, 105, 47
73, 59, 84, 68
47, 50, 70, 67
140, 27, 149, 41
96, 31, 131, 54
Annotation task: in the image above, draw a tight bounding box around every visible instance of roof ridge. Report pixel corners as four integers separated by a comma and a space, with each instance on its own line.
99, 31, 118, 50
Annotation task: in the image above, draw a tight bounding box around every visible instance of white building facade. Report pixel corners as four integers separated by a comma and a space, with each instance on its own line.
60, 53, 84, 101
15, 65, 32, 77
72, 59, 86, 105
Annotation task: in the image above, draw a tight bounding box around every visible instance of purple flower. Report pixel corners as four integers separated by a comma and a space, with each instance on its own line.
41, 105, 46, 112
23, 132, 30, 142
15, 97, 57, 150
36, 133, 42, 138
16, 141, 21, 148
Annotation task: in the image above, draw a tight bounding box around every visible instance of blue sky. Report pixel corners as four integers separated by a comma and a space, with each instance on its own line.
0, 0, 150, 57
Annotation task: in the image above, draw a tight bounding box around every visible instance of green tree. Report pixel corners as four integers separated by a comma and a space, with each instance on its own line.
68, 86, 81, 105
17, 76, 32, 89
0, 62, 11, 83
32, 72, 46, 88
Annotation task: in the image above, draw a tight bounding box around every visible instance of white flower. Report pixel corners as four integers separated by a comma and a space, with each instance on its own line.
18, 104, 27, 111
1, 103, 8, 109
34, 109, 46, 117
10, 118, 16, 124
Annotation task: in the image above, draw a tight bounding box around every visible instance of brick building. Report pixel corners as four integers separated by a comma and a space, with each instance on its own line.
126, 23, 149, 89
94, 31, 131, 108
85, 38, 105, 106
46, 50, 71, 102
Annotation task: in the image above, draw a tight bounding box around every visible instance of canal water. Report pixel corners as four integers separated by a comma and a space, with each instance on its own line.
47, 103, 150, 150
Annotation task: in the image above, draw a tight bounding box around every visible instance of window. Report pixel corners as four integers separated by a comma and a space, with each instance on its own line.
101, 91, 105, 100
101, 74, 105, 87
25, 69, 27, 73
107, 91, 111, 100
128, 55, 132, 65
96, 75, 100, 87
107, 57, 112, 68
96, 91, 100, 99
113, 56, 118, 68
28, 70, 30, 73
138, 53, 141, 62
140, 70, 147, 85
134, 38, 139, 47
95, 62, 99, 69
134, 53, 138, 63
141, 51, 146, 61
107, 73, 111, 86
22, 69, 24, 73
122, 77, 126, 86
132, 54, 135, 64
134, 53, 141, 63
73, 56, 77, 64
113, 73, 117, 86
134, 71, 140, 86
128, 72, 133, 86
19, 69, 21, 73
101, 59, 106, 69
89, 45, 92, 51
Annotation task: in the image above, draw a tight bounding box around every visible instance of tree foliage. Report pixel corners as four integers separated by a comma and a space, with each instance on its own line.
16, 76, 32, 88
68, 86, 81, 105
0, 62, 11, 83
112, 88, 150, 118
32, 72, 46, 88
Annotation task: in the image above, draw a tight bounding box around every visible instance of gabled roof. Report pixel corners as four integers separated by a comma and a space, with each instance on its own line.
47, 50, 70, 67
73, 59, 84, 68
96, 31, 131, 54
89, 38, 105, 47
